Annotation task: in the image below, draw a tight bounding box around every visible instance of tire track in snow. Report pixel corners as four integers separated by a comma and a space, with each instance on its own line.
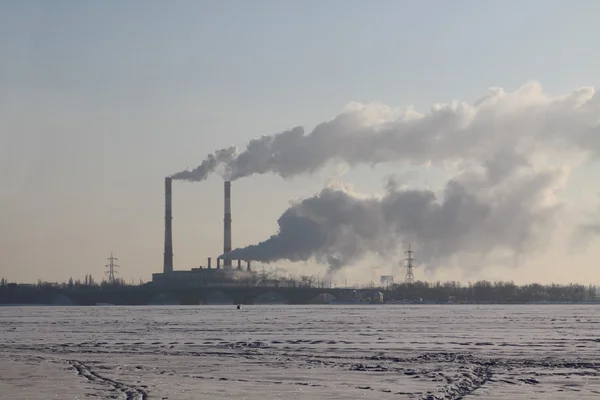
68, 360, 148, 400
422, 365, 492, 400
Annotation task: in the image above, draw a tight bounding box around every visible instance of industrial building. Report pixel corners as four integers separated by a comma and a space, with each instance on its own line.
151, 177, 257, 286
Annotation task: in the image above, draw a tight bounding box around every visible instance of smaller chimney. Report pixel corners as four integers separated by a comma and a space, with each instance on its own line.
217, 258, 221, 269
246, 260, 251, 271
208, 257, 212, 269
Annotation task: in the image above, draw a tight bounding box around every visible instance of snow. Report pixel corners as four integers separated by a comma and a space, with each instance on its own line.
1, 305, 599, 399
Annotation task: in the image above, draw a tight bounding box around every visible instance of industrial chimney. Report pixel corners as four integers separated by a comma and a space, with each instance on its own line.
163, 177, 174, 274
223, 181, 232, 268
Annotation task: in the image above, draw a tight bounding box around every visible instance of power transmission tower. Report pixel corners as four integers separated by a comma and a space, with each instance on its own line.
404, 244, 417, 284
105, 252, 120, 284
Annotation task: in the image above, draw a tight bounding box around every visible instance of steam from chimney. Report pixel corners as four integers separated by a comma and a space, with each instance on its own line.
170, 82, 599, 183
170, 147, 237, 181
221, 161, 567, 273
177, 82, 600, 271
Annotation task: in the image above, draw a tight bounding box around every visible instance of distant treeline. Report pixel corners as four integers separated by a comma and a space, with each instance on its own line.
0, 276, 597, 303
0, 275, 134, 290
387, 281, 598, 303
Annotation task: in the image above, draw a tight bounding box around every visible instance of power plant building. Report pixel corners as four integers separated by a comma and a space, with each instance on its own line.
152, 178, 254, 286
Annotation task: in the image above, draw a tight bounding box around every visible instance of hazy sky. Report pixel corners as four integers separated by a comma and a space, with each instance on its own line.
1, 0, 600, 285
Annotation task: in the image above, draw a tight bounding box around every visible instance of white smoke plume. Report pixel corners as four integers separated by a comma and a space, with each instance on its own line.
170, 147, 237, 181
172, 82, 599, 182
182, 81, 600, 271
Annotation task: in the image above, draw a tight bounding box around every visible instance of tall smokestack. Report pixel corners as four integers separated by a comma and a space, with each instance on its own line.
163, 177, 174, 274
224, 181, 232, 268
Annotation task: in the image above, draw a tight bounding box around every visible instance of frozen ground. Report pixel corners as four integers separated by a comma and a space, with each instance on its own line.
1, 305, 599, 399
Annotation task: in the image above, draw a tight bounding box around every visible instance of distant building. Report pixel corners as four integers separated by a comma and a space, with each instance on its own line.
152, 266, 258, 287
380, 275, 394, 288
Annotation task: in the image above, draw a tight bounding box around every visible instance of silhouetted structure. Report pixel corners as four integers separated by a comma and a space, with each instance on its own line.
163, 177, 173, 274
105, 252, 119, 284
223, 181, 232, 268
404, 244, 416, 284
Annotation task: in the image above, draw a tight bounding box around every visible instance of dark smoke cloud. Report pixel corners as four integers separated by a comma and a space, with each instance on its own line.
572, 213, 600, 250
171, 82, 599, 182
576, 223, 600, 244
222, 161, 565, 272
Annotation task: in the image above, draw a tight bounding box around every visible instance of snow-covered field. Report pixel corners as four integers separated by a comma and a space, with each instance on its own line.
1, 305, 599, 399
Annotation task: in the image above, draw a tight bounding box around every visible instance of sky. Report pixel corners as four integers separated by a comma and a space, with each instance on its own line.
1, 0, 600, 285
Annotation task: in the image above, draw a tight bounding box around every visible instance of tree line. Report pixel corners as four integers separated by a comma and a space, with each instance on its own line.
0, 275, 598, 303
0, 275, 134, 290
387, 280, 598, 303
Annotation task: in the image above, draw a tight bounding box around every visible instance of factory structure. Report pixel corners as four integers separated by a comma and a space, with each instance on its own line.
151, 176, 418, 289
152, 177, 258, 286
